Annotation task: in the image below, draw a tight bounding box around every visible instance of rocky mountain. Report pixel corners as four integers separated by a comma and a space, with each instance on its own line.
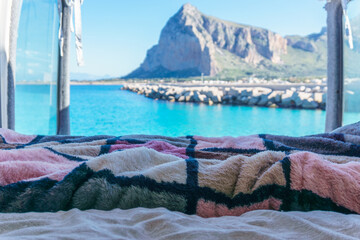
125, 3, 357, 79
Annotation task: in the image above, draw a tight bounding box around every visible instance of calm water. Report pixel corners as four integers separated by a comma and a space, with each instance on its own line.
14, 85, 360, 137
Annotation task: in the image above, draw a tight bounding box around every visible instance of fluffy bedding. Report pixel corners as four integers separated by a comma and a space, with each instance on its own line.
0, 128, 360, 217
1, 208, 360, 240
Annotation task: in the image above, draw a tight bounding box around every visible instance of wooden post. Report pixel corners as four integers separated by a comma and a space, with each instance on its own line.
325, 0, 344, 132
57, 0, 71, 135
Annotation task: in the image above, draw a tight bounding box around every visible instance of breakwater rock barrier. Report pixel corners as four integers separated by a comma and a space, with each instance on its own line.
121, 83, 327, 110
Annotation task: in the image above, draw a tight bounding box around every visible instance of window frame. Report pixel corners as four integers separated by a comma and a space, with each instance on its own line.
2, 0, 349, 135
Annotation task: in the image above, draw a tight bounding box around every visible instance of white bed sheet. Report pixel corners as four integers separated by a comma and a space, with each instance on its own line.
0, 208, 359, 240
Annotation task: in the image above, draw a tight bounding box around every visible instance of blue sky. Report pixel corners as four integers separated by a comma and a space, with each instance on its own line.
69, 0, 328, 79
17, 0, 329, 80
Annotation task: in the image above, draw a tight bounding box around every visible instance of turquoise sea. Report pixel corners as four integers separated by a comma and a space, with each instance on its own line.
14, 85, 360, 137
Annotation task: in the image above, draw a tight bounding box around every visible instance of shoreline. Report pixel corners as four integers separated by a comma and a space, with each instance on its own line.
70, 80, 127, 85
121, 83, 327, 110
69, 80, 326, 87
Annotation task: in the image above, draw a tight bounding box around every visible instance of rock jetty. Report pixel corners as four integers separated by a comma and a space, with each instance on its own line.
121, 84, 326, 110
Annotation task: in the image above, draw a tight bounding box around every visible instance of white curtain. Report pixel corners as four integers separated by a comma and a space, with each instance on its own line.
0, 0, 12, 128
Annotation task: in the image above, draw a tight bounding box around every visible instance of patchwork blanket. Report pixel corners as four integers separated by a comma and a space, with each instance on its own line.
0, 128, 360, 217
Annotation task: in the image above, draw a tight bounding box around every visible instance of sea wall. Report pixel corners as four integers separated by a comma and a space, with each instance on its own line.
121, 83, 326, 110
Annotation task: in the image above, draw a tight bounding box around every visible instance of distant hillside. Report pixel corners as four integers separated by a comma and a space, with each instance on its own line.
70, 72, 114, 81
125, 3, 358, 79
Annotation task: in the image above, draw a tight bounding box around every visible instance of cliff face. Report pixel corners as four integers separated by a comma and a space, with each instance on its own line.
203, 16, 288, 65
138, 4, 217, 77
126, 3, 328, 79
126, 4, 291, 78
